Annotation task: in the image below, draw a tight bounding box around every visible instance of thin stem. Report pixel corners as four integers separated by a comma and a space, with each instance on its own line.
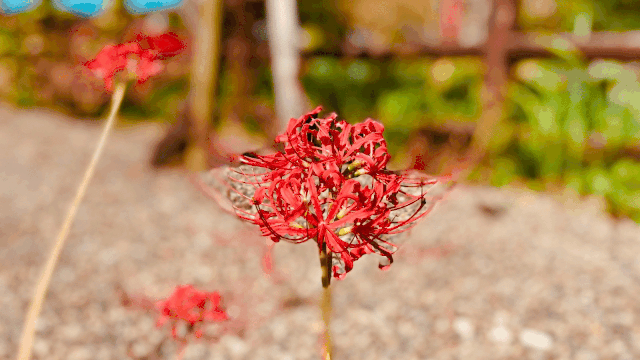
16, 82, 127, 360
319, 240, 332, 360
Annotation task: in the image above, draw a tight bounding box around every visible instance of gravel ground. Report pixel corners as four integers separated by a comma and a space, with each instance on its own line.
2, 105, 640, 360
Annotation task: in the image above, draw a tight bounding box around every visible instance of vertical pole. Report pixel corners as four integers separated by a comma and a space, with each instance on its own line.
265, 0, 305, 132
463, 0, 516, 169
186, 0, 224, 171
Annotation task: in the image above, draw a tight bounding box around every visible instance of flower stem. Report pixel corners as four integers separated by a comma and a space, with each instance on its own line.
319, 240, 332, 360
16, 82, 127, 360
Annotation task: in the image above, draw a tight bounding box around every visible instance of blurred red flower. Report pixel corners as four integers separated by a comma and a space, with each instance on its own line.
84, 32, 186, 91
155, 285, 228, 340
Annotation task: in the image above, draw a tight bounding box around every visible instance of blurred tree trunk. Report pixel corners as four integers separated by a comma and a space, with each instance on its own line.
152, 0, 277, 168
218, 0, 272, 135
184, 0, 224, 171
265, 0, 305, 131
469, 0, 515, 158
151, 0, 224, 169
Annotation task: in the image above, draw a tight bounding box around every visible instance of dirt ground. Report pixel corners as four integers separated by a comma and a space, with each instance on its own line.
2, 105, 640, 360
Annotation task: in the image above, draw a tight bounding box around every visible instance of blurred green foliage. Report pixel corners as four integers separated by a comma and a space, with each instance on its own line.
300, 42, 640, 223
0, 2, 190, 119
2, 0, 640, 222
507, 54, 640, 221
519, 0, 640, 31
301, 56, 482, 156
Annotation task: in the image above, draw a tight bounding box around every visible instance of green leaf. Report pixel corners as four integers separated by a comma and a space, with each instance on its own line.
345, 60, 379, 84
376, 89, 422, 131
611, 159, 640, 190
564, 107, 587, 160
585, 166, 613, 196
487, 120, 516, 155
601, 104, 629, 150
564, 169, 585, 195
490, 157, 518, 187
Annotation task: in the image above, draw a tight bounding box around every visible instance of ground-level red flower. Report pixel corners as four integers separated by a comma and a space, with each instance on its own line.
155, 285, 228, 340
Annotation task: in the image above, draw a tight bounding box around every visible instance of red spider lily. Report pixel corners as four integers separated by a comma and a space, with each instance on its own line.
155, 285, 228, 340
272, 106, 391, 177
84, 32, 186, 91
206, 107, 451, 279
139, 32, 187, 58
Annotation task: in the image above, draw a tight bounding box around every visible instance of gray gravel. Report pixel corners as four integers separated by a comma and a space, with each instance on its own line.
2, 105, 640, 360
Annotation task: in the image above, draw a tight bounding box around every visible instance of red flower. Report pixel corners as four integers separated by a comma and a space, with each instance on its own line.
155, 285, 228, 340
207, 107, 451, 279
84, 32, 186, 91
141, 32, 187, 58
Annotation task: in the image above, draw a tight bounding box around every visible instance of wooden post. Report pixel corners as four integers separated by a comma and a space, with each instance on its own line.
460, 0, 516, 172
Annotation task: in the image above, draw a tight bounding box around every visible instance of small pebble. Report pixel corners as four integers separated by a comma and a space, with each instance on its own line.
222, 335, 249, 357
61, 324, 83, 341
488, 325, 513, 344
99, 248, 119, 266
609, 339, 628, 355
67, 346, 93, 360
34, 316, 50, 333
33, 339, 50, 357
193, 264, 213, 283
183, 343, 208, 360
575, 349, 599, 360
452, 317, 475, 341
131, 341, 155, 358
519, 328, 553, 351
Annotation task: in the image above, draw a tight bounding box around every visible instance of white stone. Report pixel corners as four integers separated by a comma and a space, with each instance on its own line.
493, 310, 510, 325
271, 320, 288, 341
67, 347, 93, 360
61, 324, 83, 341
575, 349, 599, 360
610, 339, 628, 354
488, 325, 513, 344
452, 317, 475, 341
193, 264, 213, 283
99, 248, 119, 265
222, 335, 249, 357
32, 339, 50, 357
34, 316, 50, 333
131, 341, 154, 358
183, 343, 208, 360
519, 328, 553, 351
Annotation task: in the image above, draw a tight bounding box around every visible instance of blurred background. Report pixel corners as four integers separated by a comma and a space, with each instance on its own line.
2, 0, 640, 223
